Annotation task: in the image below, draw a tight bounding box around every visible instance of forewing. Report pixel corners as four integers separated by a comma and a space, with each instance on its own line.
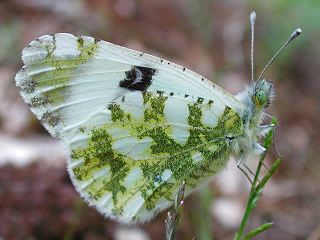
15, 33, 244, 223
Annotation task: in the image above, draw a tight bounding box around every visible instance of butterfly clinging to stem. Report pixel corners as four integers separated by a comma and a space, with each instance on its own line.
15, 12, 301, 223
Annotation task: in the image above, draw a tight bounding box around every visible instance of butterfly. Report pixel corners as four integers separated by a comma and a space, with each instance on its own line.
15, 13, 301, 223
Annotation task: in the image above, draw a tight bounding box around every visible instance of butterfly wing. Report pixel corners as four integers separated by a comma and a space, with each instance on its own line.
15, 33, 244, 223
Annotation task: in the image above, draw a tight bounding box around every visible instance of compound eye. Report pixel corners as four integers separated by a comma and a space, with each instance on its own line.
254, 90, 267, 108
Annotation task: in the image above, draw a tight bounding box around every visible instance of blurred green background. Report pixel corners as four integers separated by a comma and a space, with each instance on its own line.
0, 0, 319, 239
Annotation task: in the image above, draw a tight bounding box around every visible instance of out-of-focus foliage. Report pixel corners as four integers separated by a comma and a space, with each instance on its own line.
0, 21, 20, 64
0, 0, 319, 240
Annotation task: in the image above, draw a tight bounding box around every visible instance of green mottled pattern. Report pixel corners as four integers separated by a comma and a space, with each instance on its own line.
71, 92, 242, 218
25, 35, 98, 108
16, 34, 100, 132
15, 33, 248, 222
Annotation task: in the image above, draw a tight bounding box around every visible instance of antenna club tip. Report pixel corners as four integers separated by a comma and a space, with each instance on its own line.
250, 11, 257, 21
290, 28, 302, 40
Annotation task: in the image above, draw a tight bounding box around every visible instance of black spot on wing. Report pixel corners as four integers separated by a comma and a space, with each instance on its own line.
77, 36, 84, 48
156, 90, 164, 96
119, 66, 157, 91
196, 97, 204, 104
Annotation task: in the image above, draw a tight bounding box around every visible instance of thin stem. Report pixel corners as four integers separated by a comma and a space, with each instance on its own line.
234, 118, 281, 240
165, 182, 186, 240
234, 152, 267, 240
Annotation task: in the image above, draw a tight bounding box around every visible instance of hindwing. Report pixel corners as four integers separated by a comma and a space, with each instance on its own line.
15, 33, 244, 223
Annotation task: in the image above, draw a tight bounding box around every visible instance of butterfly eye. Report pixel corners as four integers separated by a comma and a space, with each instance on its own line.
254, 90, 267, 108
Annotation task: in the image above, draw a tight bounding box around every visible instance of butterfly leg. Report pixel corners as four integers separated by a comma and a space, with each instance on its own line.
237, 155, 254, 184
237, 164, 253, 184
262, 161, 270, 171
259, 123, 281, 170
258, 124, 275, 137
244, 164, 255, 177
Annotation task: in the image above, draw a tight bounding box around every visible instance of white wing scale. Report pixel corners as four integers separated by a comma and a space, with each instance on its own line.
15, 33, 245, 223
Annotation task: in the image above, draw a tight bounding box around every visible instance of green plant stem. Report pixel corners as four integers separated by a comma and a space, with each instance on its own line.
234, 156, 281, 240
243, 222, 274, 240
234, 117, 281, 240
234, 153, 266, 240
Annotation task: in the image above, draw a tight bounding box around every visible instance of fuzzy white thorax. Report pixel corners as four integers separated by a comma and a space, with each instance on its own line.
232, 79, 274, 160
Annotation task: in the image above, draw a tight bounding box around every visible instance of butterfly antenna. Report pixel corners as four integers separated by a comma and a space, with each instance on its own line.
257, 28, 302, 81
250, 11, 256, 82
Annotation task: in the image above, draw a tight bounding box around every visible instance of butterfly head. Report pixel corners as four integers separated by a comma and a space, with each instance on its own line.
252, 79, 274, 110
235, 79, 274, 131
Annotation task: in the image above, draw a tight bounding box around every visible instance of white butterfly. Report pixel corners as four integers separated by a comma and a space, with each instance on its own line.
15, 12, 301, 223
